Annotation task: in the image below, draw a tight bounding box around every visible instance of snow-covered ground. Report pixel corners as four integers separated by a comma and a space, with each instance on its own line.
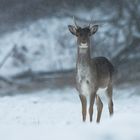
0, 87, 140, 140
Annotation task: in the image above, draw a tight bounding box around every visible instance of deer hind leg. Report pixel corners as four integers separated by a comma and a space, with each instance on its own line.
89, 92, 96, 122
106, 83, 114, 116
79, 94, 87, 122
96, 95, 103, 123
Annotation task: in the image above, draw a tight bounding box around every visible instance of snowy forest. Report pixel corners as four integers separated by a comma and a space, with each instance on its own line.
0, 0, 140, 140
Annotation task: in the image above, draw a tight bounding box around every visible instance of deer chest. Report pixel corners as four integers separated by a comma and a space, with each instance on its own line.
76, 65, 92, 96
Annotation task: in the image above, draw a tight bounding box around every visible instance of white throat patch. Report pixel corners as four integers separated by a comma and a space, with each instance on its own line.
79, 43, 88, 49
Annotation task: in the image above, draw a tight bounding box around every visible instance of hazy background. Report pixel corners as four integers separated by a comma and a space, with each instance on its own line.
0, 0, 139, 94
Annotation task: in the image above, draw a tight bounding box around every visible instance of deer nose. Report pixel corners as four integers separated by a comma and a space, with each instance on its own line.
81, 39, 87, 43
82, 40, 87, 44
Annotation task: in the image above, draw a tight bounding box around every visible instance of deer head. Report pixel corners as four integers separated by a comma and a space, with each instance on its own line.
68, 17, 98, 49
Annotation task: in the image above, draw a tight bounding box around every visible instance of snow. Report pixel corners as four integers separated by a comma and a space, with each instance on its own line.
0, 87, 140, 140
0, 9, 126, 77
0, 17, 76, 77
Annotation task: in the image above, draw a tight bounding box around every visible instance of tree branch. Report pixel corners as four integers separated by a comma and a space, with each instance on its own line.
0, 45, 16, 69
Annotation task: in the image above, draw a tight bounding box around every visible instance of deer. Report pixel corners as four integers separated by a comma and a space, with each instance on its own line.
68, 17, 114, 123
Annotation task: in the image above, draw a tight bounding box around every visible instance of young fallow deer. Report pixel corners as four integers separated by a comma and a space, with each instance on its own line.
68, 17, 114, 123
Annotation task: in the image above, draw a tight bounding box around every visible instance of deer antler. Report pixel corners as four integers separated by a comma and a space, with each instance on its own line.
88, 16, 94, 28
73, 16, 79, 29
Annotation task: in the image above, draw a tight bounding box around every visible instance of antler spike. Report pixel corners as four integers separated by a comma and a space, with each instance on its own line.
89, 16, 94, 28
73, 16, 79, 29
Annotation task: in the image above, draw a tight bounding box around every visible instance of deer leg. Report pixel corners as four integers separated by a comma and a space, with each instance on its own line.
79, 94, 87, 122
89, 92, 96, 122
106, 83, 114, 116
96, 95, 103, 123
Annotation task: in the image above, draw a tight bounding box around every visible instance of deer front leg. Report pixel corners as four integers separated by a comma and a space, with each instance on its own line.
106, 83, 114, 116
89, 92, 96, 122
96, 95, 103, 123
79, 94, 87, 122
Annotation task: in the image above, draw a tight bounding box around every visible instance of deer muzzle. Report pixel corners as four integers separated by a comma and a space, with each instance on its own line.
79, 43, 88, 49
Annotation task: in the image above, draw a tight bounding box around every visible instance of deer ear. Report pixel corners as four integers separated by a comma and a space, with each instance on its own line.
90, 25, 98, 35
68, 25, 77, 36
